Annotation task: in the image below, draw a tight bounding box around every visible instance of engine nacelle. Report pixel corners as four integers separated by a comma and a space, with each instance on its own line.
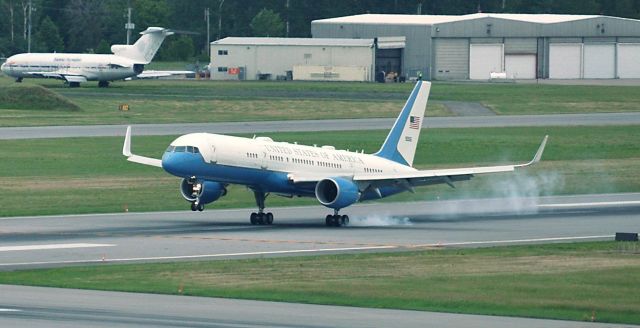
180, 178, 226, 205
315, 177, 360, 209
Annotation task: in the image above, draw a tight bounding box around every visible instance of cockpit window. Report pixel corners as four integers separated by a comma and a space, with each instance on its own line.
165, 145, 200, 153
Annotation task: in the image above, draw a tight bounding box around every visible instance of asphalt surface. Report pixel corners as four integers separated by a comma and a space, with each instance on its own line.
0, 284, 632, 328
1, 194, 639, 271
2, 112, 640, 139
2, 194, 639, 328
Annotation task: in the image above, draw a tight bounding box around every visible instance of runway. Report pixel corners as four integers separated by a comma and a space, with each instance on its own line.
0, 284, 629, 328
1, 193, 638, 271
2, 112, 640, 139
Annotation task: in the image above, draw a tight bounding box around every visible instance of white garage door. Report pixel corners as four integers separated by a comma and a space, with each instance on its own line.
505, 55, 536, 79
583, 43, 615, 79
617, 43, 640, 78
470, 44, 504, 80
549, 43, 582, 79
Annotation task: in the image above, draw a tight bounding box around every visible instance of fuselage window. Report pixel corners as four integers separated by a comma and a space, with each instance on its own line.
174, 146, 186, 152
193, 147, 200, 154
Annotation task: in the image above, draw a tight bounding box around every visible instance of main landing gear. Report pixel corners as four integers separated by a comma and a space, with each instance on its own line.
325, 209, 349, 227
15, 77, 23, 83
98, 81, 109, 88
250, 190, 274, 225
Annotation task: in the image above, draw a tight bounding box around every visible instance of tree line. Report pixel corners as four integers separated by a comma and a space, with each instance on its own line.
1, 0, 639, 60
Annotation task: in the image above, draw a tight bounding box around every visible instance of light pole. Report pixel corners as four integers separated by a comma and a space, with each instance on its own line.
218, 0, 225, 40
205, 7, 210, 57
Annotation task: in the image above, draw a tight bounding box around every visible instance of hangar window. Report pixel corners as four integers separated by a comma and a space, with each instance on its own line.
218, 50, 228, 55
218, 67, 228, 72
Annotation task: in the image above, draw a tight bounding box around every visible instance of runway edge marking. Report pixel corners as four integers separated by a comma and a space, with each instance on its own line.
0, 245, 397, 267
0, 243, 116, 252
410, 235, 613, 248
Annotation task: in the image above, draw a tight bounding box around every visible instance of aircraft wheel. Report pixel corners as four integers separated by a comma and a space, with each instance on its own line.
266, 212, 274, 225
250, 212, 258, 225
325, 215, 333, 226
340, 215, 349, 226
257, 213, 265, 225
98, 81, 109, 88
190, 203, 197, 211
197, 203, 204, 212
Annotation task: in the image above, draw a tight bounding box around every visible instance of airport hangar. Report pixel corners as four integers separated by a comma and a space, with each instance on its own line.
312, 13, 640, 81
209, 37, 378, 81
209, 13, 640, 81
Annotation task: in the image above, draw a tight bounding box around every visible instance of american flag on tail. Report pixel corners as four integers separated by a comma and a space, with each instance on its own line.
409, 116, 421, 129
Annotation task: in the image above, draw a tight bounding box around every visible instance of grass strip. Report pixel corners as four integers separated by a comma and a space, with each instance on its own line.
2, 76, 640, 126
0, 241, 638, 324
1, 125, 638, 217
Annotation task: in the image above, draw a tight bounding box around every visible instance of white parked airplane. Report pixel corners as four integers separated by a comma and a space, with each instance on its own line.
123, 81, 548, 226
0, 27, 173, 87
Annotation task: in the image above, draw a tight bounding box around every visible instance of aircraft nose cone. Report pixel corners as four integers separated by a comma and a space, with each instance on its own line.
161, 152, 183, 176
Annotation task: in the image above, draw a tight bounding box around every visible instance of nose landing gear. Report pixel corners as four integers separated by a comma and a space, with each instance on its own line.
190, 202, 204, 212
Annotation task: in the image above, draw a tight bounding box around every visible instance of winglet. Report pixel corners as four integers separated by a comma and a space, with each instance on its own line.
121, 126, 163, 168
517, 135, 548, 168
123, 126, 132, 157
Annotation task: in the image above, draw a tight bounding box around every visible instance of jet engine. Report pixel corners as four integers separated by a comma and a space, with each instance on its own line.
180, 178, 226, 206
315, 177, 360, 209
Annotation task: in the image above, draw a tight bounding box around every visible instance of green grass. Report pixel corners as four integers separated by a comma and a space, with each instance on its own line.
0, 83, 80, 111
1, 75, 639, 126
0, 125, 638, 217
1, 241, 638, 324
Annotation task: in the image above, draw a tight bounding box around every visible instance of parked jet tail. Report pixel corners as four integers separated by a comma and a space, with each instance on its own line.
374, 81, 431, 167
111, 27, 174, 64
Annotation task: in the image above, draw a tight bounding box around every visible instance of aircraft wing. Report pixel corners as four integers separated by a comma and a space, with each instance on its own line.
289, 136, 548, 188
122, 126, 163, 168
136, 70, 194, 79
354, 135, 548, 189
25, 71, 88, 83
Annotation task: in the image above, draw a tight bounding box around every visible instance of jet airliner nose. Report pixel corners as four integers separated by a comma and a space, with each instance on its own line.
161, 145, 205, 178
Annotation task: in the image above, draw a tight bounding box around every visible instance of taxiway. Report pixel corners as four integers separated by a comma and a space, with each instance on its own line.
0, 284, 629, 328
2, 112, 639, 139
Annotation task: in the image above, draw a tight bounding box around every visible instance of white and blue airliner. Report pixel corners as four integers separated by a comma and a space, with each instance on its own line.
123, 81, 548, 227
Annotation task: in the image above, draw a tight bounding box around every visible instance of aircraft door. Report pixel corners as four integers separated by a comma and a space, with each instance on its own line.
260, 147, 268, 169
209, 144, 217, 163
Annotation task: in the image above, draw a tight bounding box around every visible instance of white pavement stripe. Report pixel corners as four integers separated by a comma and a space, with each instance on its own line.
0, 246, 397, 267
0, 308, 22, 312
539, 200, 640, 208
412, 235, 613, 248
0, 235, 617, 267
0, 243, 115, 252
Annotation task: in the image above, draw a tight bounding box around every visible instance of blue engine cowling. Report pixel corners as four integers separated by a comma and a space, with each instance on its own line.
315, 177, 361, 209
180, 178, 226, 205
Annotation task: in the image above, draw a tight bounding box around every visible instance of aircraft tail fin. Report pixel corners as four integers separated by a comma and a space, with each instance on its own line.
111, 27, 173, 64
374, 81, 431, 167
